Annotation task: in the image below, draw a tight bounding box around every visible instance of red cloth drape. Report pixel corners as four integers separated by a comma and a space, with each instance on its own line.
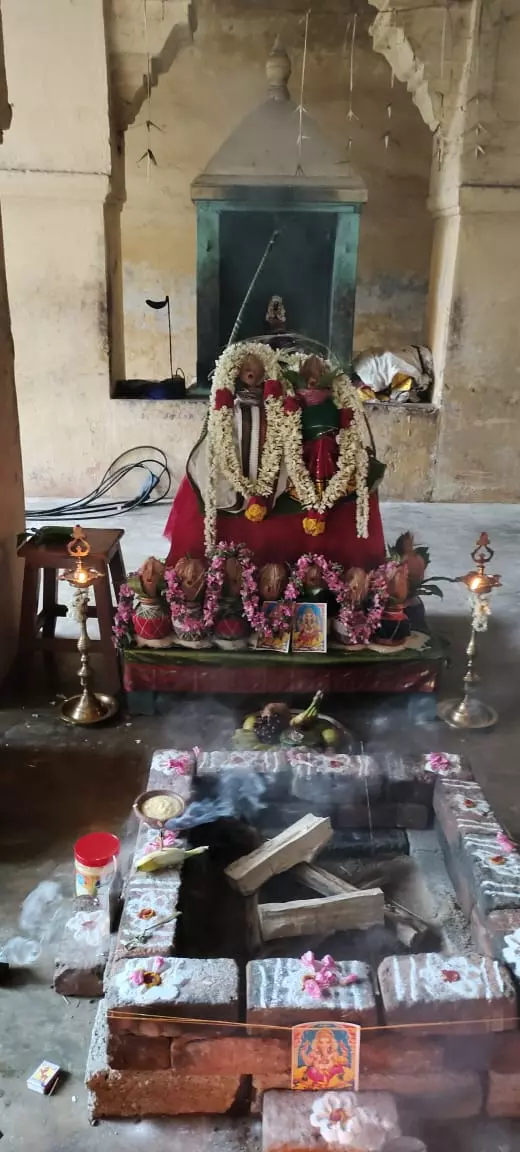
164, 477, 386, 571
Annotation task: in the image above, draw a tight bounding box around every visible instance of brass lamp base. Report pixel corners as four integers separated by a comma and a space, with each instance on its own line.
438, 695, 498, 730
61, 690, 118, 726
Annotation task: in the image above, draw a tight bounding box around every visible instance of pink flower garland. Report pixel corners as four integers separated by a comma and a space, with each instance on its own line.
284, 554, 348, 612
113, 582, 135, 649
202, 542, 291, 640
336, 562, 397, 645
164, 567, 207, 640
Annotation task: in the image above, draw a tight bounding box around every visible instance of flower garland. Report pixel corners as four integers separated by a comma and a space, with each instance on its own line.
280, 354, 369, 539
164, 566, 207, 641
284, 553, 349, 613
113, 583, 135, 649
205, 341, 285, 556
202, 542, 294, 640
336, 562, 396, 645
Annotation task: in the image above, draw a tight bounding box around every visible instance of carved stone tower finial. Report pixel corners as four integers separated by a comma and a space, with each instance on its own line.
266, 36, 291, 101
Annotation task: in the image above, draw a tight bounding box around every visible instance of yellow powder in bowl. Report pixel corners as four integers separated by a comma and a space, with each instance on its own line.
141, 794, 182, 822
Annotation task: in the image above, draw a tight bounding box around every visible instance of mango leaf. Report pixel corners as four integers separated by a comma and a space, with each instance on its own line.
415, 545, 430, 566
281, 368, 301, 387
419, 583, 444, 598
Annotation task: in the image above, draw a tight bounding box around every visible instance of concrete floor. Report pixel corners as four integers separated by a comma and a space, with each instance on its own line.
1, 499, 520, 1151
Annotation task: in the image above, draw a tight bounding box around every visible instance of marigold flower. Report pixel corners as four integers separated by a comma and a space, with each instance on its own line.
245, 496, 268, 523
302, 512, 326, 537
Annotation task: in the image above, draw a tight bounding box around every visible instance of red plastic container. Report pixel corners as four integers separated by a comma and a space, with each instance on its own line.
74, 831, 120, 897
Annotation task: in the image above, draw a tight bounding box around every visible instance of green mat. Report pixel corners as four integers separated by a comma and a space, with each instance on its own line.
123, 633, 448, 668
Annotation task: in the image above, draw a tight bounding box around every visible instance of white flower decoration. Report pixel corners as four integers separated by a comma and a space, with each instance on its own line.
309, 1093, 398, 1150
116, 956, 186, 1003
452, 793, 491, 819
502, 929, 520, 978
64, 910, 107, 948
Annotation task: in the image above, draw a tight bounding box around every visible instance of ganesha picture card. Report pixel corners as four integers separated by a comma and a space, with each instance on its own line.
291, 1022, 360, 1092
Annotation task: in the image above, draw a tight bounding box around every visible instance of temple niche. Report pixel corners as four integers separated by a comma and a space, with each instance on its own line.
190, 39, 367, 392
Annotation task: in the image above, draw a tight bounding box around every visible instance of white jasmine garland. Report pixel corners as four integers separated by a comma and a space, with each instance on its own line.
204, 342, 284, 556
281, 356, 370, 538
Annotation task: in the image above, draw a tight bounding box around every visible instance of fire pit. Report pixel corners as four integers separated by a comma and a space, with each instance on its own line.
85, 746, 520, 1128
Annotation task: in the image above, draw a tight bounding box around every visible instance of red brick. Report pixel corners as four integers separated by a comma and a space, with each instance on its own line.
107, 1033, 171, 1070
443, 1034, 496, 1072
86, 1001, 241, 1119
394, 1072, 483, 1119
106, 956, 239, 1037
359, 1069, 482, 1110
89, 1070, 243, 1118
170, 1035, 290, 1076
490, 1031, 520, 1073
487, 1069, 520, 1117
378, 952, 516, 1034
360, 1032, 444, 1074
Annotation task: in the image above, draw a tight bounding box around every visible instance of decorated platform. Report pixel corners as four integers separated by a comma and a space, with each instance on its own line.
114, 340, 450, 707
122, 632, 447, 706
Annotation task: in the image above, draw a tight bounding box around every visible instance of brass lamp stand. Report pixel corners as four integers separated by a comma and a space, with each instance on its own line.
438, 532, 501, 730
59, 527, 118, 725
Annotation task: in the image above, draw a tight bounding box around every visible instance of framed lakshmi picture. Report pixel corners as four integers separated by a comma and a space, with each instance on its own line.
291, 1021, 360, 1091
292, 602, 327, 654
256, 602, 292, 653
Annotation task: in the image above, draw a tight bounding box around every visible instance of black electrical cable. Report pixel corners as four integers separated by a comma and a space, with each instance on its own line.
25, 446, 172, 521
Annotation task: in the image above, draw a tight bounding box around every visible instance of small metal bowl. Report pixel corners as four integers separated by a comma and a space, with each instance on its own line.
133, 789, 186, 830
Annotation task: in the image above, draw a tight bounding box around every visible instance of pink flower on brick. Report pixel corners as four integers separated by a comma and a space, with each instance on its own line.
321, 954, 337, 970
342, 973, 361, 987
152, 957, 166, 972
130, 969, 145, 987
497, 831, 516, 854
300, 950, 318, 970
426, 753, 451, 774
316, 968, 337, 990
304, 978, 322, 1000
168, 755, 190, 775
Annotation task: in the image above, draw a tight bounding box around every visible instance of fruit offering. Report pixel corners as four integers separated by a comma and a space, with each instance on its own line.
232, 693, 345, 753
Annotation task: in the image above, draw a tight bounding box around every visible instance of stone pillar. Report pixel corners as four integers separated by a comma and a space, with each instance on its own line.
0, 0, 112, 495
0, 4, 24, 682
431, 187, 520, 500
370, 0, 520, 501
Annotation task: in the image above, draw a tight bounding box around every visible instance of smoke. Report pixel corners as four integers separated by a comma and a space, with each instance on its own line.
4, 879, 69, 967
165, 768, 267, 831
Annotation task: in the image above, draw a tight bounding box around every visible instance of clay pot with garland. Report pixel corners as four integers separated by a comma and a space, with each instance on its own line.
213, 556, 250, 651
170, 556, 211, 649
130, 558, 175, 649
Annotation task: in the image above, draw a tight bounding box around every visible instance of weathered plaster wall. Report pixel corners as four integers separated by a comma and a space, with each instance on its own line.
0, 5, 24, 683
4, 0, 520, 506
117, 0, 433, 380
4, 0, 433, 498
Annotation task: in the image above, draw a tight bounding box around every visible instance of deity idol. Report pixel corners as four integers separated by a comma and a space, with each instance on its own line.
164, 341, 386, 570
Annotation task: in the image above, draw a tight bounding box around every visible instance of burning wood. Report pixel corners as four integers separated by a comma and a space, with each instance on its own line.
258, 889, 385, 941
224, 815, 332, 896
340, 857, 443, 951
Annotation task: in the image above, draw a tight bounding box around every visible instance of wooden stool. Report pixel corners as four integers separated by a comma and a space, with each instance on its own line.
17, 528, 127, 695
